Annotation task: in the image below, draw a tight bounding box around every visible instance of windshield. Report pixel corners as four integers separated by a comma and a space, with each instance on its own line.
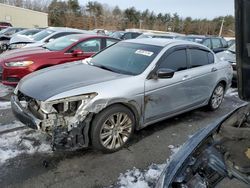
0, 28, 9, 35
31, 29, 55, 41
110, 31, 125, 39
90, 42, 162, 75
0, 27, 15, 35
228, 44, 235, 53
16, 29, 40, 36
44, 35, 80, 51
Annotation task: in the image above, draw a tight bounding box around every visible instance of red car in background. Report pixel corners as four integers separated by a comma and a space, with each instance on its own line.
0, 34, 120, 86
0, 22, 12, 30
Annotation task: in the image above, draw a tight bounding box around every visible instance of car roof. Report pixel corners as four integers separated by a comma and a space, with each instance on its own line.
142, 32, 176, 36
123, 38, 207, 48
185, 35, 223, 39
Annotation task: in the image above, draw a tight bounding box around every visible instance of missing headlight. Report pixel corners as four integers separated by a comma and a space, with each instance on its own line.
53, 101, 82, 115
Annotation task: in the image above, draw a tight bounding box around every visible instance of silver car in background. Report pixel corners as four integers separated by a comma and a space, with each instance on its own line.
11, 39, 233, 153
216, 44, 237, 84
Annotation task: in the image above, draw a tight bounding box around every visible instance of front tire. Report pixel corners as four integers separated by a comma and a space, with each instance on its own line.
208, 83, 225, 111
91, 104, 135, 153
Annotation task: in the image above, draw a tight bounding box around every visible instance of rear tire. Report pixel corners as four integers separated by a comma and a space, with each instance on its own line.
208, 83, 225, 111
91, 104, 135, 153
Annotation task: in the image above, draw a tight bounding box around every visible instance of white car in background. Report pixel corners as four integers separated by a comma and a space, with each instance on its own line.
9, 28, 42, 44
8, 27, 94, 50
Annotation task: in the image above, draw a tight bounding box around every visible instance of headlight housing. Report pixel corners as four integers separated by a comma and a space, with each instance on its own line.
5, 61, 34, 67
40, 93, 97, 114
14, 84, 19, 95
10, 43, 27, 49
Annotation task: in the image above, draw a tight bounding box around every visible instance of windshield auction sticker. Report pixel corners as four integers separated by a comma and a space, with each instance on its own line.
135, 49, 154, 56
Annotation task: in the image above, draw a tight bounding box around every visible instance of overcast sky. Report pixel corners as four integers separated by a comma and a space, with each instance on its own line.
79, 0, 234, 19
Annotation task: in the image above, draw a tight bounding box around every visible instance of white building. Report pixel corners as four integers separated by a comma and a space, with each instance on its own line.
0, 3, 48, 28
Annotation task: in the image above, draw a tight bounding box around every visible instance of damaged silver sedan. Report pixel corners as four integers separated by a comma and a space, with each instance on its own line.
11, 38, 233, 152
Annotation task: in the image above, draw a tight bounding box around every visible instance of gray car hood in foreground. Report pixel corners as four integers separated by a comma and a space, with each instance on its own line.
18, 62, 127, 101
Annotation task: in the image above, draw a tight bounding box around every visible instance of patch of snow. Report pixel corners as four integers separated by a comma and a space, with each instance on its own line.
0, 121, 24, 132
225, 88, 238, 97
170, 146, 180, 154
188, 134, 194, 139
0, 127, 51, 164
117, 165, 165, 188
0, 101, 11, 110
0, 83, 13, 98
113, 146, 181, 188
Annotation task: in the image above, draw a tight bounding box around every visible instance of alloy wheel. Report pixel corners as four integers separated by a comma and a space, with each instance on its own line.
100, 112, 133, 150
211, 85, 224, 109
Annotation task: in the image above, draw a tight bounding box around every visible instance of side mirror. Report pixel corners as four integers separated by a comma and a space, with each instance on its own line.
157, 68, 175, 79
72, 49, 84, 56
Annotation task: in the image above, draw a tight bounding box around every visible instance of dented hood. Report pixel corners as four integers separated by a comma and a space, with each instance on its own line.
18, 62, 127, 101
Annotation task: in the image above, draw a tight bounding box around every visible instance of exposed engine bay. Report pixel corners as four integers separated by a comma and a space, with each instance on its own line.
170, 105, 250, 187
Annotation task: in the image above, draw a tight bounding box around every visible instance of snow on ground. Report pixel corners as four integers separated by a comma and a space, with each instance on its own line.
0, 83, 13, 98
113, 145, 181, 188
0, 101, 11, 110
0, 128, 51, 164
225, 88, 238, 97
0, 121, 24, 132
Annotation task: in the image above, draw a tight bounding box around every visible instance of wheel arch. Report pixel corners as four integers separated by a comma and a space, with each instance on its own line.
89, 99, 142, 130
211, 79, 228, 96
217, 80, 227, 89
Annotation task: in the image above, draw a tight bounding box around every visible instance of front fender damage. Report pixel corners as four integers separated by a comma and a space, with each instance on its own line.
18, 91, 141, 150
52, 114, 93, 150
16, 93, 101, 150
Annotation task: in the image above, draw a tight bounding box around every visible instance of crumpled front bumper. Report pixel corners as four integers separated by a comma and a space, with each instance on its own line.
11, 94, 93, 150
11, 94, 41, 130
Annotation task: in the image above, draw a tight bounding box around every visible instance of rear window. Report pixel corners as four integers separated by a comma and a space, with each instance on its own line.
189, 49, 213, 68
221, 38, 228, 47
202, 39, 212, 48
211, 38, 222, 49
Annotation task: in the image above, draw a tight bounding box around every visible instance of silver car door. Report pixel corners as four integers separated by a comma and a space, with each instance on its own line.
184, 47, 218, 105
144, 47, 191, 123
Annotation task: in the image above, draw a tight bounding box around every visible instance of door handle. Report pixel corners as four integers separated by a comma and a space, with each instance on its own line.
182, 75, 190, 81
211, 67, 218, 72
